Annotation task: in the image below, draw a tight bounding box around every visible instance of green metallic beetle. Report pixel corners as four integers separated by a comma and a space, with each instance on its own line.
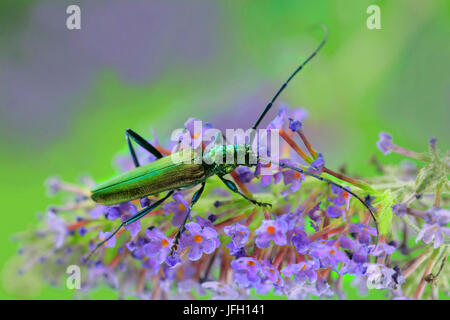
86, 28, 378, 260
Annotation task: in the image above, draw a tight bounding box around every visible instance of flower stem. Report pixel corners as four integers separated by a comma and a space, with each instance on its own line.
279, 129, 313, 163
434, 183, 442, 207
296, 129, 318, 159
280, 129, 374, 192
230, 171, 252, 197
413, 249, 439, 299
401, 248, 431, 279
392, 145, 430, 162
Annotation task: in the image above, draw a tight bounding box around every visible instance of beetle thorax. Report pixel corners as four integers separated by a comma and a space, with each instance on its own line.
203, 144, 256, 174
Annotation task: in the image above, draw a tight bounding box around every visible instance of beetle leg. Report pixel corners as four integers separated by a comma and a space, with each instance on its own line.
170, 183, 206, 255
83, 190, 174, 262
126, 128, 164, 167
219, 176, 271, 208
123, 190, 174, 225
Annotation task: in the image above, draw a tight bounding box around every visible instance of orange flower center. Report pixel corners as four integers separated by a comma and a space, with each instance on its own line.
178, 203, 186, 211
329, 249, 336, 255
193, 132, 201, 139
301, 264, 307, 271
247, 260, 256, 266
266, 226, 276, 234
343, 192, 349, 199
294, 171, 301, 179
193, 235, 203, 243
161, 239, 169, 247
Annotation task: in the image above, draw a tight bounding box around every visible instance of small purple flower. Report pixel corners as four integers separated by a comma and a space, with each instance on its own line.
257, 260, 284, 293
376, 132, 394, 155
231, 257, 262, 289
46, 212, 67, 249
224, 223, 249, 255
314, 279, 334, 298
45, 177, 62, 195
279, 210, 303, 232
105, 207, 121, 221
281, 169, 304, 193
164, 192, 190, 227
288, 118, 302, 132
326, 205, 344, 219
140, 197, 151, 207
349, 223, 377, 245
180, 222, 220, 261
184, 118, 215, 149
165, 252, 182, 268
78, 227, 87, 237
309, 241, 349, 273
429, 137, 437, 150
281, 260, 320, 283
416, 223, 450, 249
255, 219, 288, 248
142, 258, 160, 275
143, 227, 172, 264
307, 202, 322, 221
196, 215, 215, 229
89, 205, 106, 219
259, 164, 282, 186
308, 153, 325, 174
392, 203, 407, 217
369, 242, 396, 257
366, 263, 403, 290
291, 228, 310, 254
105, 202, 137, 221
329, 184, 351, 210
339, 236, 370, 268
339, 235, 356, 250
99, 231, 116, 248
267, 107, 287, 130
290, 107, 308, 122
235, 166, 254, 183
423, 207, 450, 225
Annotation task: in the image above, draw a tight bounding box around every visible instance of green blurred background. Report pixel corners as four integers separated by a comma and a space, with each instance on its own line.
0, 0, 448, 299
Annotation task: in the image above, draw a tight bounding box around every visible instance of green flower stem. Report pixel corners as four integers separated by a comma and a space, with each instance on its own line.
402, 247, 432, 279
392, 145, 430, 162
434, 182, 443, 207
413, 249, 439, 299
322, 167, 375, 193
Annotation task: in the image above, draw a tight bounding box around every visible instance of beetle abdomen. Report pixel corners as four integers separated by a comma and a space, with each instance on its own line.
91, 156, 208, 205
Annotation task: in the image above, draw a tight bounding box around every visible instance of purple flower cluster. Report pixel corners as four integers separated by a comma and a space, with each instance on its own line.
230, 257, 283, 294
10, 108, 448, 301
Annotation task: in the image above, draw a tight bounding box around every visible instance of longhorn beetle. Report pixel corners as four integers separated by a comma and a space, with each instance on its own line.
85, 27, 378, 261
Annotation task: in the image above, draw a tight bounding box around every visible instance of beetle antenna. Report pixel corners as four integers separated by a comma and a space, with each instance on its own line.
252, 25, 328, 130
267, 159, 379, 249
83, 222, 125, 262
